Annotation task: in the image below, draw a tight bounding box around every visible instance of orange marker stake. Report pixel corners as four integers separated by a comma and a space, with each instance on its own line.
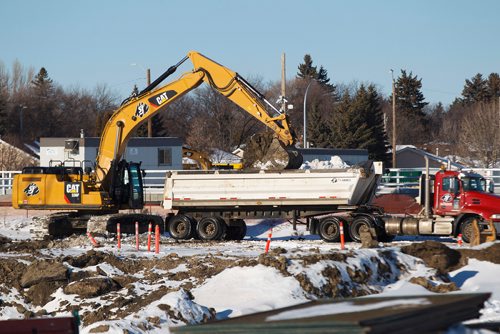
340, 221, 345, 250
117, 223, 121, 252
155, 225, 160, 254
87, 232, 99, 247
147, 222, 152, 252
135, 221, 139, 251
264, 228, 273, 253
457, 233, 463, 246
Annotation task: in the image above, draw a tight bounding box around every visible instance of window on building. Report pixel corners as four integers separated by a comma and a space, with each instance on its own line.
158, 148, 172, 166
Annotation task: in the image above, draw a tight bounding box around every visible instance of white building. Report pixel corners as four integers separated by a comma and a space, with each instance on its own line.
40, 137, 183, 171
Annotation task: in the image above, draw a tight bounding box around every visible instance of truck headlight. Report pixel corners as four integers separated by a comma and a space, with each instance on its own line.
490, 214, 500, 219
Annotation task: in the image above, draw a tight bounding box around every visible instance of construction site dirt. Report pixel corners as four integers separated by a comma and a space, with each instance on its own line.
1, 207, 500, 333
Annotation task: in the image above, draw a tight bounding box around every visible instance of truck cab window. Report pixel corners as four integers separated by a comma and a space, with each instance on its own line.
462, 177, 484, 192
442, 177, 459, 194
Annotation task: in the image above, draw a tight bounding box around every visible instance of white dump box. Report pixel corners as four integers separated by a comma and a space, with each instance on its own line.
162, 162, 383, 210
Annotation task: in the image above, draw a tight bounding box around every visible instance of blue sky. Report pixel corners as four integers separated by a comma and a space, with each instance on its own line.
1, 0, 499, 106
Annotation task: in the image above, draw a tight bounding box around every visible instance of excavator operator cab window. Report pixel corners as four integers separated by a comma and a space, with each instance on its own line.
127, 162, 144, 209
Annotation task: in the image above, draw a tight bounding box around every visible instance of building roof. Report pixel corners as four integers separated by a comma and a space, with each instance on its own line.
41, 137, 183, 147
298, 148, 368, 156
0, 139, 39, 160
396, 145, 464, 169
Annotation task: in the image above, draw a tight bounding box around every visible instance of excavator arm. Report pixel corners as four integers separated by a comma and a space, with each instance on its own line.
96, 51, 301, 189
182, 146, 213, 170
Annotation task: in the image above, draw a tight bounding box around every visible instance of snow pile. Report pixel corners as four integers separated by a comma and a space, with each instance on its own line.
450, 259, 500, 323
192, 265, 308, 318
82, 289, 213, 334
300, 156, 350, 169
254, 159, 288, 170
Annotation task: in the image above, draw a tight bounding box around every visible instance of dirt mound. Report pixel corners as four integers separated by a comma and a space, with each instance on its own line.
0, 258, 27, 292
26, 281, 65, 306
64, 277, 121, 298
0, 238, 50, 253
401, 241, 461, 274
409, 276, 458, 293
372, 194, 422, 214
20, 260, 68, 288
458, 243, 500, 264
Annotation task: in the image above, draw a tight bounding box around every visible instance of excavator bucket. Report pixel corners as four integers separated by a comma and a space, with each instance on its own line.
243, 132, 303, 170
470, 219, 497, 246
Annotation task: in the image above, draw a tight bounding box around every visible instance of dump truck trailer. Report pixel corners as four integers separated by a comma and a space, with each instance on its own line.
163, 157, 500, 243
163, 162, 388, 242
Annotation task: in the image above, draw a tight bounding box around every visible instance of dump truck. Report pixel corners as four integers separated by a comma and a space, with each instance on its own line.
163, 158, 500, 243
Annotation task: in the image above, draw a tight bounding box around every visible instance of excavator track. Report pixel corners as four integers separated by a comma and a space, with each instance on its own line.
30, 212, 164, 240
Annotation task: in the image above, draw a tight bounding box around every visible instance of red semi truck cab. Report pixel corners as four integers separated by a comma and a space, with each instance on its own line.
432, 169, 500, 238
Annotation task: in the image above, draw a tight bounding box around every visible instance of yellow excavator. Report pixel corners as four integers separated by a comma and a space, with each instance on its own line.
12, 51, 301, 238
182, 146, 243, 170
182, 146, 212, 170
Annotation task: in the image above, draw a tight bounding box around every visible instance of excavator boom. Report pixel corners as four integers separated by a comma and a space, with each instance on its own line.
14, 51, 302, 219
96, 51, 302, 188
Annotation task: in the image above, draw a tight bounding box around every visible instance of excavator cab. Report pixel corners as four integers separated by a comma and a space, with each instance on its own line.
109, 160, 144, 209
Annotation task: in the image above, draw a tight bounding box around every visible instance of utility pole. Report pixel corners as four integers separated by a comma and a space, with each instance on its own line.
391, 69, 397, 168
498, 96, 500, 162
147, 68, 152, 137
281, 53, 286, 113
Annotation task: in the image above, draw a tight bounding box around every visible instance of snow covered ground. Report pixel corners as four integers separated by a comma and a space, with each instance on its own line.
0, 208, 499, 333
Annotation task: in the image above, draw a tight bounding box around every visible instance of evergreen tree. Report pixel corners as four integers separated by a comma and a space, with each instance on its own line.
488, 73, 500, 100
392, 70, 428, 144
306, 101, 331, 147
329, 91, 374, 150
297, 54, 317, 79
365, 85, 390, 162
298, 55, 337, 95
29, 67, 57, 140
32, 67, 54, 99
462, 73, 490, 104
317, 65, 336, 95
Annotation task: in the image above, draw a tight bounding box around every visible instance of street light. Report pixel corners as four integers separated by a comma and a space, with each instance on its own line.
18, 105, 27, 140
303, 79, 316, 149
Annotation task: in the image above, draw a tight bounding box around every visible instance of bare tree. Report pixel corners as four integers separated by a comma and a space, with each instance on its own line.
458, 102, 500, 167
186, 85, 262, 155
